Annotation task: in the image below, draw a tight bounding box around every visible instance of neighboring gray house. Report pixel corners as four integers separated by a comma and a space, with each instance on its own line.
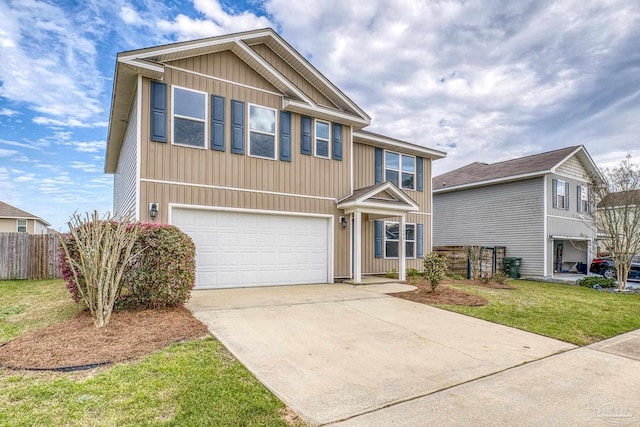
433, 146, 603, 279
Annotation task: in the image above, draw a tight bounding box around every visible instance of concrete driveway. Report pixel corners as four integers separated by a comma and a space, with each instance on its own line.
188, 283, 577, 425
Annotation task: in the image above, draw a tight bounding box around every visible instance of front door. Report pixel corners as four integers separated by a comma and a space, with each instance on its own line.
554, 242, 563, 273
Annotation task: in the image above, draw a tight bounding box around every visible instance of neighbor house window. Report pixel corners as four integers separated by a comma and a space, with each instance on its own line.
249, 104, 277, 159
315, 120, 330, 158
384, 222, 416, 258
385, 151, 415, 190
578, 185, 589, 212
17, 219, 27, 233
556, 179, 567, 209
172, 86, 206, 148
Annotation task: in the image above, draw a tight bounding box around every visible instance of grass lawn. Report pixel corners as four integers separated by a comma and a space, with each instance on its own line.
439, 279, 640, 345
0, 280, 302, 426
0, 279, 83, 345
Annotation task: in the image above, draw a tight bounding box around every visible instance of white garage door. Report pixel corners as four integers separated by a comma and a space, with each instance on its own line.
172, 208, 330, 289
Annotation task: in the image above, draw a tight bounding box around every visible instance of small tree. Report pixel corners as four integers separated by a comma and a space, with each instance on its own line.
58, 211, 140, 327
590, 155, 640, 290
423, 252, 448, 292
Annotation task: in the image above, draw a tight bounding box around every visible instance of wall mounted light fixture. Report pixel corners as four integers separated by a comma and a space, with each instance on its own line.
149, 203, 159, 220
339, 216, 347, 229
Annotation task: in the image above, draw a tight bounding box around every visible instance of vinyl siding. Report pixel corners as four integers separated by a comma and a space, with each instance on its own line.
113, 89, 138, 219
433, 178, 545, 277
556, 155, 590, 181
250, 43, 337, 109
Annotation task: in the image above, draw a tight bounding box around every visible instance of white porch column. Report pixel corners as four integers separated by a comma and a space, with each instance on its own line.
399, 215, 406, 281
354, 210, 362, 284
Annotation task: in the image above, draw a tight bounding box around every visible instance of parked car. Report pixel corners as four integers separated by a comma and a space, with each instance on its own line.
590, 256, 640, 280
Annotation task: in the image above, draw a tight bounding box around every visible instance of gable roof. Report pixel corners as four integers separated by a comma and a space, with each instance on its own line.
337, 181, 419, 214
433, 145, 603, 193
106, 28, 371, 173
0, 201, 50, 225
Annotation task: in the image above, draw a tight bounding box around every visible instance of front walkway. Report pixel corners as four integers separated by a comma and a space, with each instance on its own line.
188, 284, 574, 425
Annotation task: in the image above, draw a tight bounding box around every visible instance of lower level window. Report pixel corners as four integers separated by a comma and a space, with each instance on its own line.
17, 219, 27, 233
384, 222, 416, 258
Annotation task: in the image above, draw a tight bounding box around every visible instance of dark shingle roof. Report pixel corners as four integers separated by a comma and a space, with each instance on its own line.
433, 146, 580, 190
0, 201, 49, 225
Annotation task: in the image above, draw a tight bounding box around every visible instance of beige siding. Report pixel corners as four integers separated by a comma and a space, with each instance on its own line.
556, 155, 589, 181
114, 89, 138, 218
140, 74, 351, 200
250, 43, 337, 109
0, 218, 18, 233
353, 142, 433, 274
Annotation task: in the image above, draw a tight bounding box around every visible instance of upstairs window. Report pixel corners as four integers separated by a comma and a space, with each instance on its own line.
384, 222, 416, 259
249, 104, 277, 159
578, 185, 590, 213
385, 151, 415, 190
17, 219, 27, 233
315, 120, 330, 158
553, 179, 569, 210
172, 86, 206, 148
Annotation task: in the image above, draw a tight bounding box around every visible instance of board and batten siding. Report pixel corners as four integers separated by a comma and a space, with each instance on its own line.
433, 177, 545, 277
113, 89, 138, 219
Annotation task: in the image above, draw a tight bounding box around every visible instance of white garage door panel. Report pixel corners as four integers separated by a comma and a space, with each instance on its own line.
172, 208, 329, 289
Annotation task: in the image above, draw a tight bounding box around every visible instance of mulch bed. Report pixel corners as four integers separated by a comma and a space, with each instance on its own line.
390, 278, 515, 306
0, 307, 210, 370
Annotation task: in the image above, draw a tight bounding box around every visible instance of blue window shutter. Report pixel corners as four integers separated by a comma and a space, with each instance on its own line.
374, 220, 383, 258
150, 81, 167, 142
332, 123, 342, 160
210, 95, 225, 151
301, 115, 312, 155
565, 182, 570, 210
417, 223, 424, 258
230, 100, 244, 154
416, 157, 424, 192
552, 179, 558, 208
280, 111, 292, 162
375, 148, 383, 184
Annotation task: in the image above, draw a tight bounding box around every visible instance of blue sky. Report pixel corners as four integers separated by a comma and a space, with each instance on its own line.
1, 0, 639, 230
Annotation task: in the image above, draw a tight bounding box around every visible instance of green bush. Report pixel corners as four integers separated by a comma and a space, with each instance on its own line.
385, 268, 399, 279
447, 273, 466, 280
576, 276, 617, 289
61, 223, 196, 310
423, 252, 448, 292
118, 224, 196, 309
406, 268, 421, 278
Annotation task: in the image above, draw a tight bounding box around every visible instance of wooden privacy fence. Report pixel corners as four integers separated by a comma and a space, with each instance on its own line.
0, 233, 61, 280
433, 245, 506, 279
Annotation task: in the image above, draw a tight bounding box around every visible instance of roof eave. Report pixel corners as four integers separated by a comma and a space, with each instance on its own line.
354, 131, 447, 160
434, 171, 548, 194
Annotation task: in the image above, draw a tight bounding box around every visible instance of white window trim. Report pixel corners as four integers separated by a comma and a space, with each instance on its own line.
247, 103, 278, 161
384, 221, 416, 259
314, 119, 331, 159
579, 184, 589, 212
171, 85, 208, 150
17, 219, 27, 233
384, 150, 416, 190
556, 179, 566, 209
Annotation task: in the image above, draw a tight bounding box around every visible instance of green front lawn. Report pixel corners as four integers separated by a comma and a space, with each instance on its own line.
439, 280, 640, 345
0, 339, 292, 427
0, 279, 83, 344
0, 279, 302, 426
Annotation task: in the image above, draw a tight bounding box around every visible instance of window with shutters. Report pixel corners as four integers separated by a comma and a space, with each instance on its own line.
384, 222, 416, 259
248, 104, 277, 160
556, 179, 567, 209
315, 119, 331, 159
172, 86, 206, 148
578, 185, 589, 213
385, 151, 415, 190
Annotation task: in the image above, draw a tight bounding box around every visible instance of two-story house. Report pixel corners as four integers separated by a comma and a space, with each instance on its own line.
0, 201, 50, 234
432, 146, 603, 279
105, 28, 446, 289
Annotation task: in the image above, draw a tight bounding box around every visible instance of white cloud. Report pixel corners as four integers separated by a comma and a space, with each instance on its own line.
32, 117, 108, 128
0, 108, 20, 117
0, 148, 17, 156
69, 161, 101, 173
